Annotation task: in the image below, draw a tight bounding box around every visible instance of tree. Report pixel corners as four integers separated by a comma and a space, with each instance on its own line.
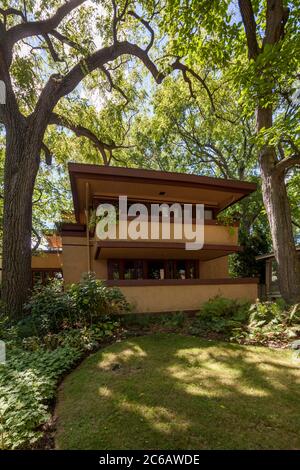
164, 0, 300, 302
0, 0, 214, 318
126, 75, 272, 276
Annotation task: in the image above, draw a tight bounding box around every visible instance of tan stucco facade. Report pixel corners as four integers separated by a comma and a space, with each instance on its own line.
31, 252, 63, 269
118, 282, 258, 313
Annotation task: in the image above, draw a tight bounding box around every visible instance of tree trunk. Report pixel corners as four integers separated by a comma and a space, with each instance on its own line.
2, 120, 40, 319
258, 103, 300, 303
260, 162, 300, 302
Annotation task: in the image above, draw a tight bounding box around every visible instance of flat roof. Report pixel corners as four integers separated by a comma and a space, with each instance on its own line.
256, 247, 300, 261
68, 163, 257, 223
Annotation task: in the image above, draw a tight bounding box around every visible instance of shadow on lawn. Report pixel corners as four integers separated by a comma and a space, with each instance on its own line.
56, 335, 300, 450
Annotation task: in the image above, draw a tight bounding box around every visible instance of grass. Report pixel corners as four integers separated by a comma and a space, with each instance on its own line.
55, 333, 300, 450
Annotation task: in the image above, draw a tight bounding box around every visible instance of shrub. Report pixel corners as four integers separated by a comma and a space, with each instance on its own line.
233, 300, 300, 345
68, 273, 131, 323
21, 274, 130, 337
22, 280, 71, 337
190, 296, 250, 336
158, 312, 186, 328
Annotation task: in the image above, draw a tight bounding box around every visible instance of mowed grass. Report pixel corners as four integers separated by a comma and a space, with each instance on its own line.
55, 334, 300, 450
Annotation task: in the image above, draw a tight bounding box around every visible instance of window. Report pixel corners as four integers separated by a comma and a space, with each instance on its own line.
31, 269, 63, 287
107, 259, 198, 280
204, 209, 213, 220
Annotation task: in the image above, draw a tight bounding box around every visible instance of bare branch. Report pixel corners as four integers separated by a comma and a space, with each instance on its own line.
171, 58, 215, 111
42, 33, 62, 62
100, 65, 129, 104
128, 10, 155, 52
32, 226, 42, 252
49, 30, 85, 53
41, 142, 53, 165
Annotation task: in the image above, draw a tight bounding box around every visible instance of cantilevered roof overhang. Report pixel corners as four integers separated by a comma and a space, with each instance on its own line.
94, 241, 243, 261
68, 163, 257, 224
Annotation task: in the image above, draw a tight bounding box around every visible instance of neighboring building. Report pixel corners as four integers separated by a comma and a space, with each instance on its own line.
256, 249, 300, 300
31, 235, 63, 285
0, 242, 63, 286
58, 163, 258, 313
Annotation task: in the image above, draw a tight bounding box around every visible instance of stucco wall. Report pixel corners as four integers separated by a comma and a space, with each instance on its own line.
98, 221, 238, 245
62, 236, 107, 285
31, 252, 63, 269
119, 282, 258, 313
199, 256, 229, 279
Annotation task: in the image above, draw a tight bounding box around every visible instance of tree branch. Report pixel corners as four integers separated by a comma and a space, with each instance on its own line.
42, 33, 62, 62
171, 58, 215, 111
6, 0, 85, 58
49, 112, 133, 165
32, 226, 42, 252
238, 0, 260, 59
100, 65, 129, 104
49, 112, 109, 164
274, 154, 300, 174
128, 10, 155, 52
49, 30, 85, 53
41, 142, 53, 165
34, 40, 164, 126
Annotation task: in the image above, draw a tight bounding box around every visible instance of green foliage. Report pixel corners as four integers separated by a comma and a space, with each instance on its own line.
0, 274, 128, 448
190, 296, 250, 336
229, 225, 271, 280
158, 311, 186, 328
68, 273, 131, 320
20, 274, 130, 337
22, 280, 71, 337
190, 296, 300, 346
0, 345, 82, 449
233, 301, 300, 345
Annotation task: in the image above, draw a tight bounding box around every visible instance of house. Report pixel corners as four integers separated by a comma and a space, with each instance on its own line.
59, 163, 258, 313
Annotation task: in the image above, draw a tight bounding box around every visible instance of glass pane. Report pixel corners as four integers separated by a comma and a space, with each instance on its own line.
204, 209, 213, 220
124, 260, 144, 280
109, 261, 120, 280
270, 260, 279, 292
187, 261, 196, 279
148, 261, 165, 279
175, 260, 186, 279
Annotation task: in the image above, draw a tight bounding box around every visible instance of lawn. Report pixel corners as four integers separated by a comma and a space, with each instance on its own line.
55, 334, 300, 450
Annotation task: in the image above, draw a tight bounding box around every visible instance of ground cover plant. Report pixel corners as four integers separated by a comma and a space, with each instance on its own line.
0, 275, 129, 449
